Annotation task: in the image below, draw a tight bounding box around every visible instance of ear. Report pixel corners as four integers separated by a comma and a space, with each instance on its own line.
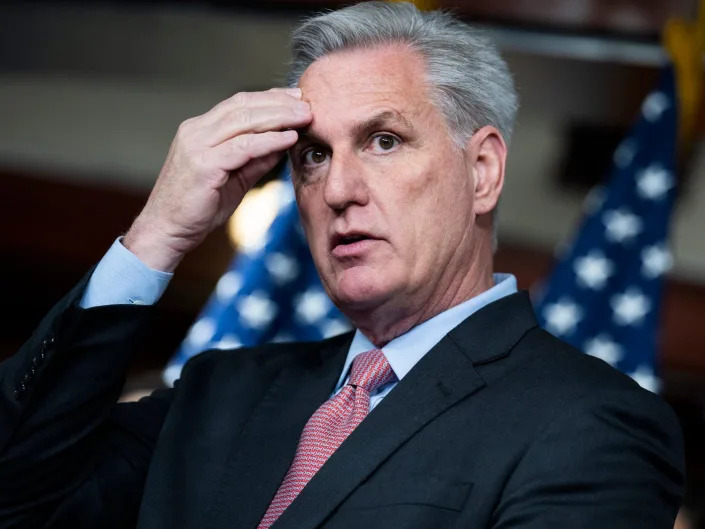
465, 126, 507, 216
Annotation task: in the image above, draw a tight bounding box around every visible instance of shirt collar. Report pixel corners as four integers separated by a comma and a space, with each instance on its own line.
335, 273, 518, 391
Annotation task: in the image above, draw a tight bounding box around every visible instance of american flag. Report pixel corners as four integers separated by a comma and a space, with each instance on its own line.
163, 171, 351, 387
532, 66, 678, 393
165, 68, 678, 391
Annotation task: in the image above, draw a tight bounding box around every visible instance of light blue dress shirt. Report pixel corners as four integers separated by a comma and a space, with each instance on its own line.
332, 274, 517, 407
81, 239, 518, 404
80, 238, 172, 308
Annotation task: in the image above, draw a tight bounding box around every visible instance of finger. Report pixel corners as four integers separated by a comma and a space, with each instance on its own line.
222, 151, 284, 205
269, 87, 302, 97
201, 89, 305, 127
205, 104, 311, 146
205, 130, 298, 172
235, 151, 283, 183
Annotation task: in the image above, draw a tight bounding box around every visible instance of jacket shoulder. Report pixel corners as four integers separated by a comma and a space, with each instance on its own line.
517, 327, 649, 390
498, 327, 679, 428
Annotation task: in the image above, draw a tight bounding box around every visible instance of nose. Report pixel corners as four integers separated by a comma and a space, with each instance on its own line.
323, 150, 369, 211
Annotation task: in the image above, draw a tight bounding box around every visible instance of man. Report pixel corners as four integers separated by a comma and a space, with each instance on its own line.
0, 2, 683, 528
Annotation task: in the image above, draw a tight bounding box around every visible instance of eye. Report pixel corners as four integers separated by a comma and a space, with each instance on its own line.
368, 133, 400, 153
301, 146, 329, 166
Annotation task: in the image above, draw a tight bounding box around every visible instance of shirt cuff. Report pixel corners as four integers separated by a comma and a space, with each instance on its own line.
79, 237, 173, 308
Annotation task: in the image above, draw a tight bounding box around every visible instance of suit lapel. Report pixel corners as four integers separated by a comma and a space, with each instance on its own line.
214, 335, 351, 529
271, 291, 538, 529
271, 335, 483, 529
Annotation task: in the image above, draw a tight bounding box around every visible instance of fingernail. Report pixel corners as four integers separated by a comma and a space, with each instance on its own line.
295, 102, 311, 115
285, 87, 302, 98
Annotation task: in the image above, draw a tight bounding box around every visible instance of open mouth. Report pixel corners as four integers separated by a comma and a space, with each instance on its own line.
337, 234, 367, 245
331, 232, 376, 252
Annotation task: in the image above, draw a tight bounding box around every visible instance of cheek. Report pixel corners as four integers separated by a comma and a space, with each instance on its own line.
408, 166, 470, 247
379, 175, 435, 272
296, 194, 329, 256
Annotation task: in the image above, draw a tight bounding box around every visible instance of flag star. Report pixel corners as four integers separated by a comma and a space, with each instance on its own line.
611, 288, 651, 326
237, 291, 277, 329
630, 365, 660, 393
574, 251, 614, 290
613, 140, 637, 169
265, 252, 300, 284
636, 164, 674, 200
603, 208, 642, 243
641, 91, 670, 122
543, 298, 583, 336
321, 319, 352, 338
583, 334, 623, 366
187, 317, 216, 346
642, 244, 673, 279
216, 271, 242, 302
295, 288, 332, 324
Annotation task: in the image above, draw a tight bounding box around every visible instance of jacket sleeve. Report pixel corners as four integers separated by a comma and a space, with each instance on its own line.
490, 386, 684, 529
0, 273, 173, 529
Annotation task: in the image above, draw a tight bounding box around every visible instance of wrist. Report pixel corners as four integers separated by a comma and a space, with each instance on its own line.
123, 218, 188, 273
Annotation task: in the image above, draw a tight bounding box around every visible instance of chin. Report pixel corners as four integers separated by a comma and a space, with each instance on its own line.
328, 267, 396, 314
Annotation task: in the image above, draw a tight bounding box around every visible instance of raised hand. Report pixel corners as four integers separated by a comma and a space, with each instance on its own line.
123, 88, 311, 272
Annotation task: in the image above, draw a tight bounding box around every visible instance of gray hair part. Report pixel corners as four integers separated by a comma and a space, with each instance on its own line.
287, 1, 518, 148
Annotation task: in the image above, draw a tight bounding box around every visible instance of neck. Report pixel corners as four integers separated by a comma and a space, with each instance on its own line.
347, 237, 495, 347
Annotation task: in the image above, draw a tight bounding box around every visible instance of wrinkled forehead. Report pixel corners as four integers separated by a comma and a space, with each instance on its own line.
296, 44, 438, 136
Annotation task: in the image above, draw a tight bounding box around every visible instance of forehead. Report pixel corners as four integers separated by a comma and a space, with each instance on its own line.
298, 44, 434, 127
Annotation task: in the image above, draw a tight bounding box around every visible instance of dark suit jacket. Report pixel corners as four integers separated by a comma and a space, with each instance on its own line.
0, 274, 683, 529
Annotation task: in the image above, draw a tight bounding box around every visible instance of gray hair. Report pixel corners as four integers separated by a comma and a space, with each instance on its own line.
287, 1, 518, 148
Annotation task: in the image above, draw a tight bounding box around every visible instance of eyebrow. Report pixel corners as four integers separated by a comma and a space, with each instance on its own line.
350, 110, 414, 138
295, 110, 414, 146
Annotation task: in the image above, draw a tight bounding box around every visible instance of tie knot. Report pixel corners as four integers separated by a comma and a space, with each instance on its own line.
348, 349, 395, 392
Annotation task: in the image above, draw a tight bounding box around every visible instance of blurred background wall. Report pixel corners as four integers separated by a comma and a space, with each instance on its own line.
1, 0, 704, 523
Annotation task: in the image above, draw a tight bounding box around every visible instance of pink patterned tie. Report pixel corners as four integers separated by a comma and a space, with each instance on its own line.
257, 348, 395, 529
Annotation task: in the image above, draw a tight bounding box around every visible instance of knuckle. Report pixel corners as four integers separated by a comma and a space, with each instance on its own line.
176, 118, 196, 139
231, 91, 250, 107
178, 117, 195, 131
231, 107, 252, 128
269, 130, 288, 144
235, 134, 252, 151
274, 105, 292, 118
